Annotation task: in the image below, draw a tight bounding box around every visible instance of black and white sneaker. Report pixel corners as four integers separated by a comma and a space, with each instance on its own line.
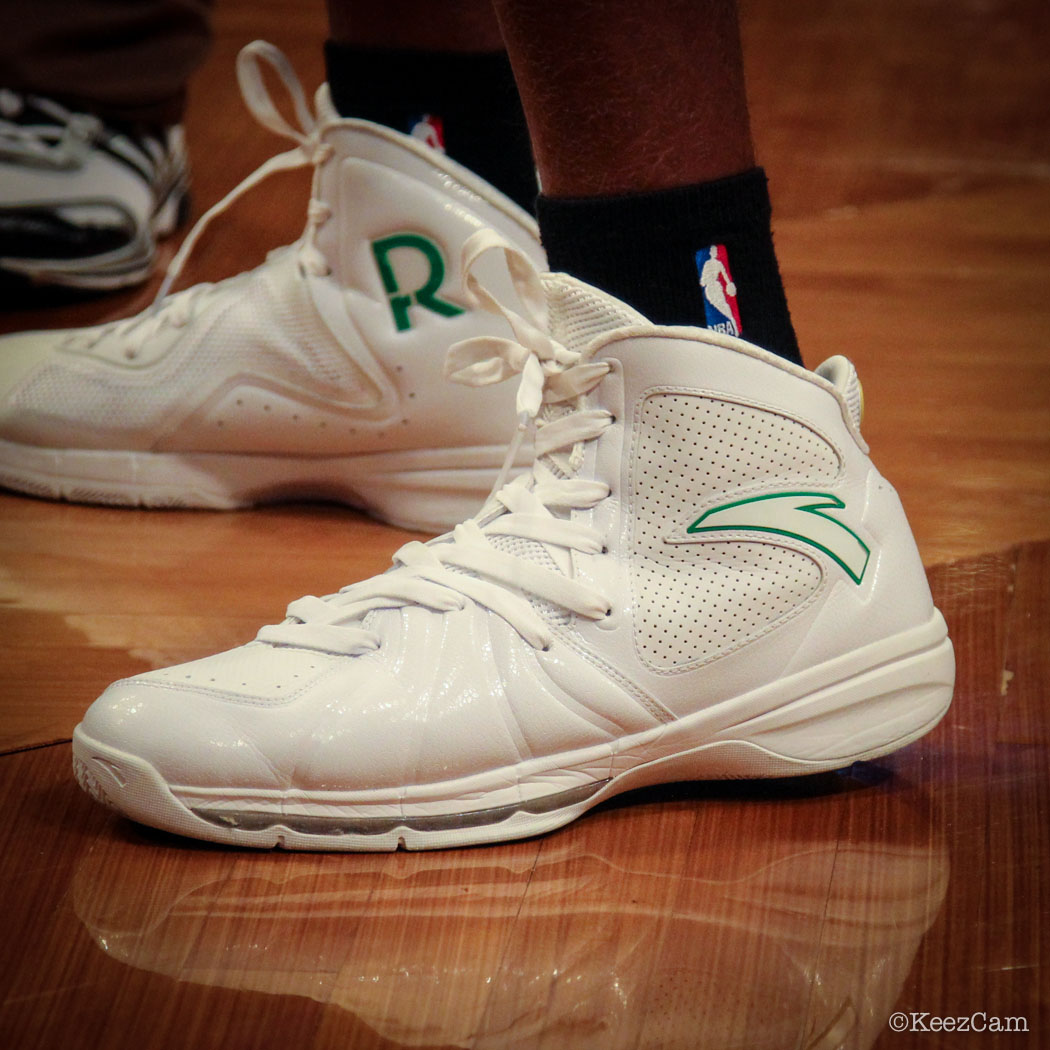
0, 89, 189, 292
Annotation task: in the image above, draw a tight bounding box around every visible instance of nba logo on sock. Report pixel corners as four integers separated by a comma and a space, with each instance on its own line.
408, 114, 446, 153
695, 245, 742, 337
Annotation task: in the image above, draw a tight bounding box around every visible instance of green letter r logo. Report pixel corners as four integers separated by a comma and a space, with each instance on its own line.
371, 233, 466, 332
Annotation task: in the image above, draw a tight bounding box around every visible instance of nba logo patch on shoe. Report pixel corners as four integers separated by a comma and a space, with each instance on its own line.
408, 114, 446, 153
695, 245, 742, 337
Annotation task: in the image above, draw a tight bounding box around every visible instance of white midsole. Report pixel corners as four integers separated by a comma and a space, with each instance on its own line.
0, 439, 529, 529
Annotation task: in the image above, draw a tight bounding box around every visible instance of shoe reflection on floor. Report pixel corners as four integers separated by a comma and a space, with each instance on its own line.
72, 771, 948, 1050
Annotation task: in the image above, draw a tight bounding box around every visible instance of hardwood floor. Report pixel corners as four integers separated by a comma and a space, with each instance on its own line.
1, 0, 1048, 1046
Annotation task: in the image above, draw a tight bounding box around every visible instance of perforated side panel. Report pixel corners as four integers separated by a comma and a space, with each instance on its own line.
631, 393, 839, 670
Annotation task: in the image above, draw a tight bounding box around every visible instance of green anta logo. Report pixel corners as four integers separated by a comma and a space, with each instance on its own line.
371, 233, 465, 332
686, 491, 870, 584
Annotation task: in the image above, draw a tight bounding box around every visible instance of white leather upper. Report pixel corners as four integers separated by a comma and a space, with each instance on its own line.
81, 252, 936, 793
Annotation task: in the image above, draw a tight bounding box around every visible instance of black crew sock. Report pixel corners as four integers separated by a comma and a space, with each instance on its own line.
324, 42, 538, 214
535, 169, 802, 366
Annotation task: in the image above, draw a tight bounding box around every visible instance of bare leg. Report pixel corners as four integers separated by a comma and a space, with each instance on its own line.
491, 0, 755, 196
492, 0, 800, 363
326, 0, 504, 51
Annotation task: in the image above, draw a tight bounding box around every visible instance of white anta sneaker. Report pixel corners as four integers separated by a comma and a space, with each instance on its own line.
0, 43, 543, 530
73, 229, 955, 851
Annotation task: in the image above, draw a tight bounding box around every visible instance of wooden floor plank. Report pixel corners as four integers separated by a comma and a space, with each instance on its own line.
0, 499, 419, 753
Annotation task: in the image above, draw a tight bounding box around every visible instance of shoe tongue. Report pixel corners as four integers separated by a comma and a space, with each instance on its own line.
528, 274, 647, 483
543, 273, 649, 356
372, 277, 642, 627
475, 274, 645, 578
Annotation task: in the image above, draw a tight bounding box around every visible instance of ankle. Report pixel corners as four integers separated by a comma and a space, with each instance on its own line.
536, 169, 803, 366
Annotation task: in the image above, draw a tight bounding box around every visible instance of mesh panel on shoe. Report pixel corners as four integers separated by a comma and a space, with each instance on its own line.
245, 256, 375, 395
631, 393, 840, 670
815, 355, 863, 431
534, 276, 645, 484
486, 533, 572, 626
545, 276, 646, 356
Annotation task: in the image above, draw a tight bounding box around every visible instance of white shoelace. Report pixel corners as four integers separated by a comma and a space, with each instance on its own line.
62, 40, 335, 358
0, 89, 103, 168
257, 229, 616, 656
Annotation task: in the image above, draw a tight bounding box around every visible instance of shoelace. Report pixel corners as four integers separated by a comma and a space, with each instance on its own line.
62, 40, 336, 358
0, 89, 102, 167
257, 229, 616, 656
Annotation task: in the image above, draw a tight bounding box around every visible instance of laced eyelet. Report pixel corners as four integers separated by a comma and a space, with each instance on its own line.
262, 228, 628, 655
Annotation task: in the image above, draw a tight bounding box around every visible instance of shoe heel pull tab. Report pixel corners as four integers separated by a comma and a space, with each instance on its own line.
816, 355, 864, 430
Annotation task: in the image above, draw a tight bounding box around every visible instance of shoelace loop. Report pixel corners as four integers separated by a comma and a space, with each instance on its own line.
152, 40, 337, 308
60, 41, 337, 358
257, 230, 616, 656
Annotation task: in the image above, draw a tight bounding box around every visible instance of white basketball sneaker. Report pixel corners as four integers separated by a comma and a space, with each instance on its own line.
0, 43, 543, 530
73, 229, 955, 851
